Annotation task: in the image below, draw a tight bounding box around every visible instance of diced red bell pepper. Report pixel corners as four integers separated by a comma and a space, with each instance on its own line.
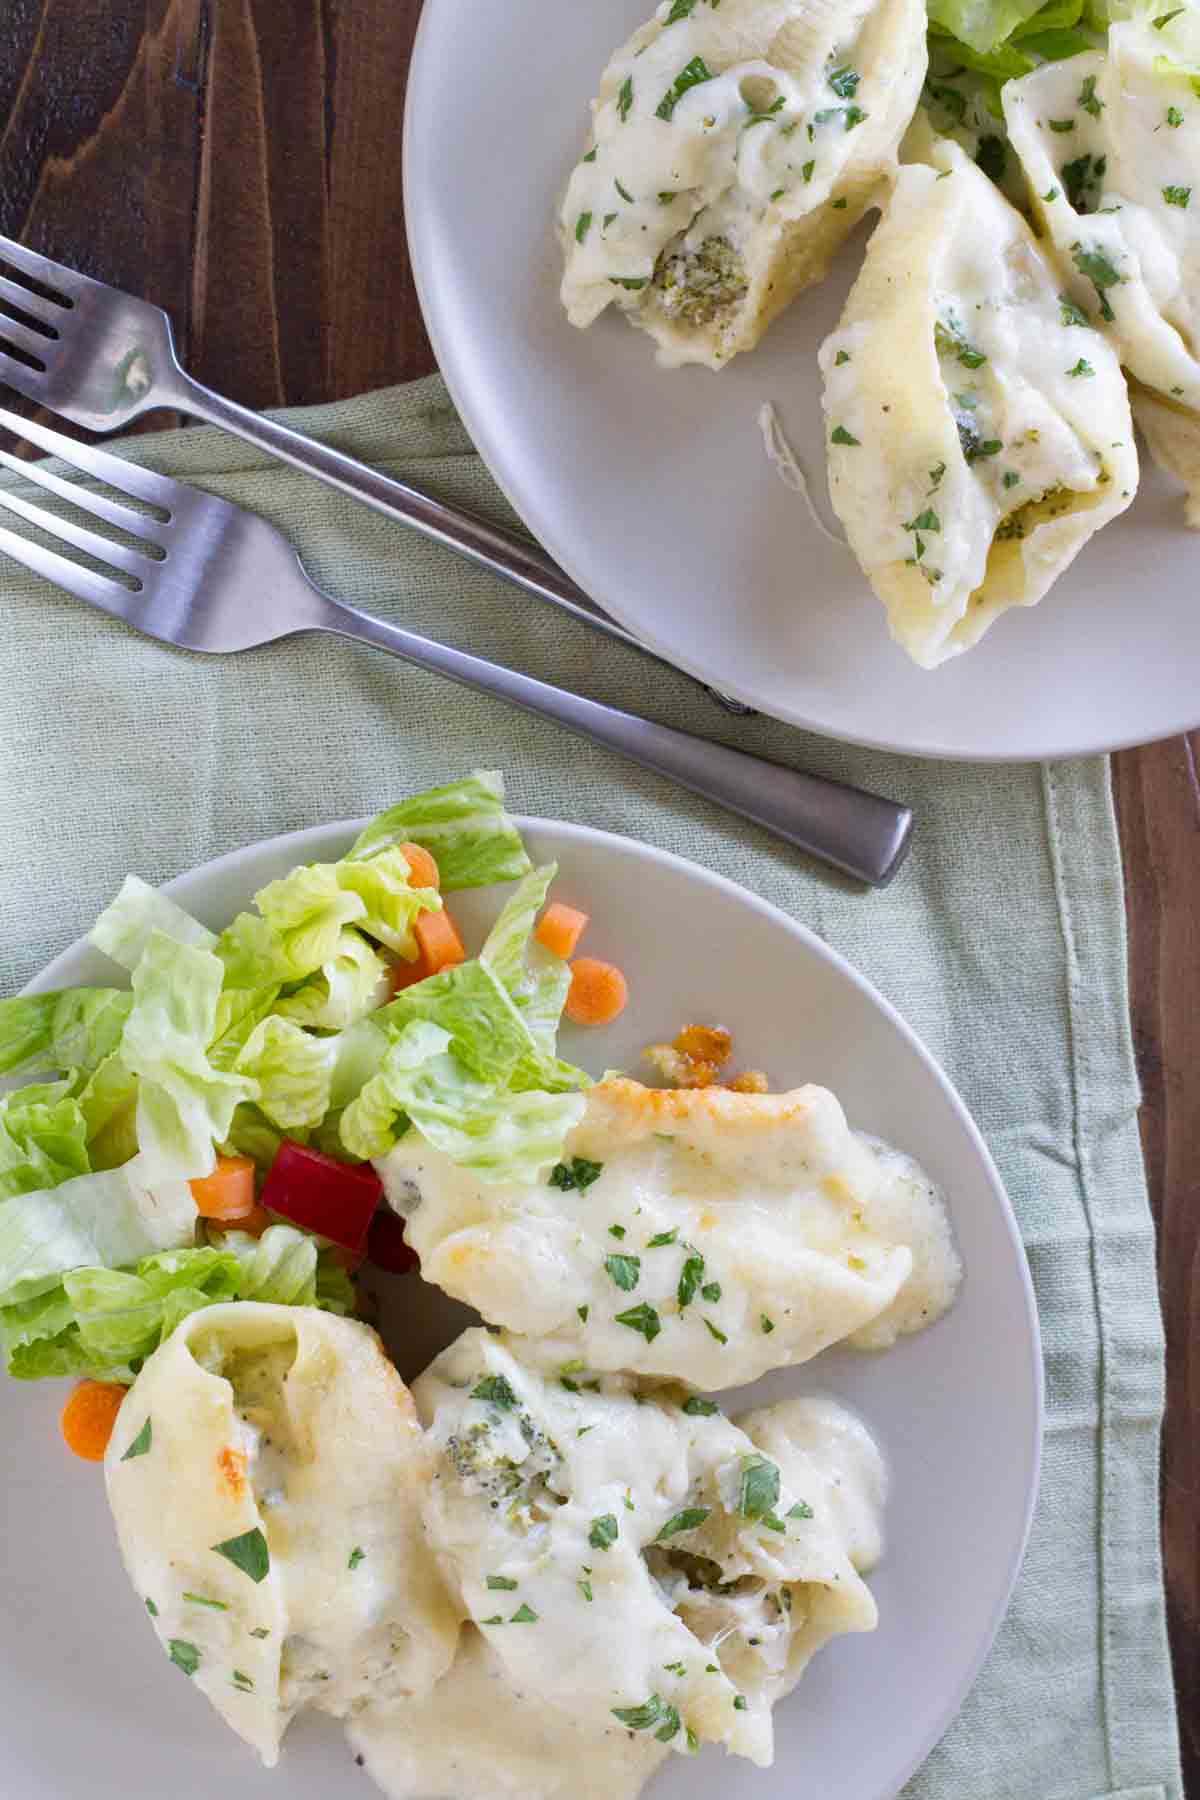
260, 1141, 382, 1254
366, 1208, 420, 1276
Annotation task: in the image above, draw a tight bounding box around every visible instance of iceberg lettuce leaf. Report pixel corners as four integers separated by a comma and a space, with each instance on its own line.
0, 989, 132, 1078
346, 770, 533, 891
90, 875, 216, 971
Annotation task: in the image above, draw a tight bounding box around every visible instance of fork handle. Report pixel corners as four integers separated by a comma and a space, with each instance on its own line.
163, 370, 701, 673
314, 593, 913, 886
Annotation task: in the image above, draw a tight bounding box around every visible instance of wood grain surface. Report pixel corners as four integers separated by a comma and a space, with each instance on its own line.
0, 1, 1196, 1787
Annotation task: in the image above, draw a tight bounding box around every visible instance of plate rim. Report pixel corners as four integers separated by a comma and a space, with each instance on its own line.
20, 812, 1045, 1796
401, 0, 1200, 764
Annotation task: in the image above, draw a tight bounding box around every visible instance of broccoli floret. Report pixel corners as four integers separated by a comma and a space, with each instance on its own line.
444, 1387, 562, 1516
652, 235, 748, 329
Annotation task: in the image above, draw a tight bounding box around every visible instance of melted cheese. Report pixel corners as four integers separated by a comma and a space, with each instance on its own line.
379, 1078, 960, 1388
412, 1330, 883, 1773
819, 129, 1138, 666
559, 0, 927, 368
1003, 7, 1200, 521
104, 1304, 460, 1765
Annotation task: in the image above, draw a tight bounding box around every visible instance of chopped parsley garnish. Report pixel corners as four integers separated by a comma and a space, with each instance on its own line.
232, 1670, 254, 1692
738, 1454, 781, 1520
608, 1224, 626, 1240
703, 1318, 727, 1344
659, 191, 677, 204
667, 0, 701, 17
623, 1489, 635, 1511
700, 1281, 722, 1303
611, 276, 650, 290
250, 1627, 271, 1639
121, 1417, 153, 1461
760, 1513, 787, 1533
612, 1695, 681, 1741
677, 1252, 705, 1308
657, 56, 715, 122
664, 1660, 688, 1677
1155, 6, 1186, 24
828, 66, 860, 98
904, 509, 941, 534
615, 178, 634, 203
1059, 293, 1090, 326
657, 1507, 711, 1540
211, 1528, 270, 1585
605, 1253, 641, 1292
1167, 106, 1184, 127
1078, 75, 1104, 118
1067, 358, 1095, 377
733, 1695, 748, 1711
168, 1640, 201, 1677
579, 1578, 594, 1601
1043, 186, 1060, 202
760, 1314, 776, 1333
975, 135, 1006, 184
550, 1158, 603, 1192
183, 1592, 228, 1611
815, 104, 868, 132
618, 77, 634, 123
482, 1615, 504, 1626
1003, 471, 1021, 490
575, 213, 592, 245
582, 147, 597, 163
616, 1302, 662, 1342
1163, 185, 1191, 208
787, 1500, 815, 1520
348, 1547, 366, 1570
770, 187, 785, 201
510, 1604, 538, 1623
1071, 241, 1122, 319
831, 425, 860, 446
589, 1514, 620, 1551
928, 461, 946, 490
647, 1228, 678, 1248
472, 1374, 518, 1409
687, 1727, 700, 1753
603, 213, 618, 230
145, 1598, 158, 1617
1049, 118, 1076, 133
802, 159, 815, 182
831, 196, 847, 208
958, 420, 1002, 463
682, 1396, 720, 1416
835, 349, 851, 365
935, 320, 986, 370
577, 1304, 589, 1323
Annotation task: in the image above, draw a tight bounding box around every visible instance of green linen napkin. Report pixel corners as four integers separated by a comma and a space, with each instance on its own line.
0, 375, 1180, 1800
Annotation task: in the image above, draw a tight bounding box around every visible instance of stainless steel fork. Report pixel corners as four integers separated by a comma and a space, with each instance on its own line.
0, 408, 912, 883
0, 230, 748, 704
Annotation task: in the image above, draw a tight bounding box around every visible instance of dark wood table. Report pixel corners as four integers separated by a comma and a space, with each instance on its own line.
2, 1, 1197, 1783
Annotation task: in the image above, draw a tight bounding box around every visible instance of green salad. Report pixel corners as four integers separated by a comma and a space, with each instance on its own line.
0, 773, 592, 1387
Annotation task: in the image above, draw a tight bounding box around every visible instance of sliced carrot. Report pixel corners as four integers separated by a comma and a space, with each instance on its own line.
565, 957, 629, 1027
61, 1380, 126, 1462
390, 906, 467, 992
212, 1201, 276, 1239
535, 902, 589, 960
399, 842, 440, 890
190, 1155, 257, 1223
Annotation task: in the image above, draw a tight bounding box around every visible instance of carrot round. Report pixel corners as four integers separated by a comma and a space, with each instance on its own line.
190, 1155, 257, 1223
399, 842, 440, 890
535, 902, 589, 960
565, 957, 629, 1027
391, 906, 467, 991
61, 1380, 127, 1462
212, 1200, 276, 1239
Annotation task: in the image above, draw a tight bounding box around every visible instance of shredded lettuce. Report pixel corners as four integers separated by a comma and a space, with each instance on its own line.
375, 1049, 588, 1186
929, 0, 1062, 52
480, 864, 572, 1055
333, 846, 441, 959
0, 1081, 92, 1200
90, 875, 215, 971
341, 1020, 454, 1160
233, 1017, 336, 1132
347, 769, 533, 891
274, 930, 388, 1031
0, 989, 132, 1079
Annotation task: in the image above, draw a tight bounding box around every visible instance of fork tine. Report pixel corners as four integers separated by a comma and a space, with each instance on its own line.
0, 441, 166, 540
0, 346, 48, 403
0, 515, 134, 617
0, 404, 179, 508
0, 312, 54, 363
0, 274, 65, 328
0, 233, 92, 301
0, 484, 155, 580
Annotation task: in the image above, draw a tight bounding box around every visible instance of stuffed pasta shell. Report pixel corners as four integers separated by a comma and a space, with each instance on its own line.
104, 1304, 460, 1765
378, 1076, 960, 1388
1003, 4, 1200, 525
558, 0, 927, 369
819, 133, 1138, 667
415, 1329, 884, 1770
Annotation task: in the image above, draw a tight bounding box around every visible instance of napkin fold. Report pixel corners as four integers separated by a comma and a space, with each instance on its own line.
0, 374, 1181, 1800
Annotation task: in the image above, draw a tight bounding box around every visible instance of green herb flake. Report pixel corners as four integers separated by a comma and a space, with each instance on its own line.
510, 1604, 538, 1623
348, 1547, 366, 1571
1078, 75, 1104, 118
231, 1669, 254, 1692
481, 1614, 505, 1626
611, 275, 650, 290
1163, 185, 1191, 208
145, 1597, 158, 1617
682, 1395, 720, 1416
1155, 6, 1186, 24
579, 1578, 594, 1601
472, 1374, 519, 1408
664, 1660, 688, 1677
647, 1228, 678, 1248
1049, 118, 1076, 133
575, 212, 592, 245
1067, 358, 1095, 377
787, 1500, 815, 1520
703, 1318, 728, 1344
616, 1301, 662, 1342
1167, 105, 1184, 126
613, 1694, 669, 1732
760, 1513, 787, 1533
624, 1489, 636, 1512
928, 461, 946, 490
183, 1592, 228, 1611
122, 1417, 153, 1462
657, 56, 715, 122
168, 1640, 201, 1678
211, 1528, 270, 1585
1003, 471, 1021, 489
770, 187, 785, 201
733, 1694, 748, 1712
577, 1304, 590, 1323
655, 1706, 682, 1743
686, 1726, 700, 1753
250, 1627, 271, 1639
615, 178, 634, 203
618, 77, 634, 124
904, 509, 941, 534
700, 1281, 722, 1303
677, 1253, 705, 1308
550, 1157, 604, 1192
582, 147, 598, 163
1059, 293, 1090, 326
738, 1454, 781, 1520
831, 196, 848, 208
486, 1574, 519, 1592
831, 425, 860, 446
760, 1313, 776, 1333
603, 213, 618, 230
659, 191, 678, 205
608, 1224, 627, 1240
657, 1507, 712, 1540
802, 159, 815, 182
828, 65, 860, 98
835, 350, 851, 365
589, 1513, 619, 1551
1042, 186, 1060, 202
667, 0, 699, 19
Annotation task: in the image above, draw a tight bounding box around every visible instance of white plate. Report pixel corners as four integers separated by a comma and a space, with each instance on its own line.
403, 0, 1200, 761
0, 819, 1042, 1799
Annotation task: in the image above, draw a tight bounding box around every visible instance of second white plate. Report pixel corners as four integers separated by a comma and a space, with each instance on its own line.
404, 0, 1200, 761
